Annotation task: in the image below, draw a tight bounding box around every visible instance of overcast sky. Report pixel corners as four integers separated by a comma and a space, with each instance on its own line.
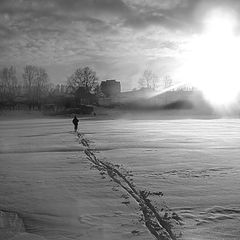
1, 0, 240, 91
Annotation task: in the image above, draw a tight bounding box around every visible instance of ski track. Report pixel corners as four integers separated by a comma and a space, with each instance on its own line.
0, 118, 240, 239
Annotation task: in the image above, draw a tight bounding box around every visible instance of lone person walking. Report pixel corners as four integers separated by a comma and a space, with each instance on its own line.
72, 115, 79, 132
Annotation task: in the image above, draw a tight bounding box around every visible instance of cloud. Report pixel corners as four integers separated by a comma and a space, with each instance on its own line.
1, 0, 240, 89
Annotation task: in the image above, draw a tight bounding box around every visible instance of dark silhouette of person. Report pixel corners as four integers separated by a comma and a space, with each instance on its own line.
72, 115, 79, 132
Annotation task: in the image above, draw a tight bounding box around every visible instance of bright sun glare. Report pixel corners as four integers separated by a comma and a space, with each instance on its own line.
180, 9, 240, 107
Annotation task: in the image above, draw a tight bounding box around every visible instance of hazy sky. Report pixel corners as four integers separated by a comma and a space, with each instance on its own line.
1, 0, 240, 90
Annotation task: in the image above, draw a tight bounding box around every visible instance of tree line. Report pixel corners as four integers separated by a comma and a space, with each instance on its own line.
0, 65, 99, 111
138, 69, 173, 90
0, 64, 175, 111
0, 65, 51, 110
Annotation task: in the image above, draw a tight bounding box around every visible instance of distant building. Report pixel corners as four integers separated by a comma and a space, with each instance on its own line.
98, 84, 204, 108
100, 80, 121, 97
118, 87, 155, 102
98, 87, 155, 107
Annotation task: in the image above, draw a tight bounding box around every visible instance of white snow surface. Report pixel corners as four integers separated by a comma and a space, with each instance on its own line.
0, 117, 240, 239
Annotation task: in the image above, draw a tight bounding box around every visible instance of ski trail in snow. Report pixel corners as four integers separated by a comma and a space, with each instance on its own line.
75, 131, 183, 240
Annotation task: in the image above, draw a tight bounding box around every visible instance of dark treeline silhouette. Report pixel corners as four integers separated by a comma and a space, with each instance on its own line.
0, 65, 51, 110
0, 65, 196, 114
22, 65, 50, 110
0, 65, 101, 114
0, 66, 19, 110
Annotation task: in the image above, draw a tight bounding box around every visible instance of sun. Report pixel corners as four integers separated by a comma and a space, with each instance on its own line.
179, 9, 240, 107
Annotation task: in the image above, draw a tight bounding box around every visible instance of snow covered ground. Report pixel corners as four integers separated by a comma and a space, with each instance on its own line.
0, 117, 240, 239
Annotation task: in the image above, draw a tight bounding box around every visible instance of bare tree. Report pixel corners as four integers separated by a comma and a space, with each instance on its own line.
0, 66, 18, 106
35, 67, 49, 99
163, 75, 173, 89
23, 65, 37, 108
138, 69, 158, 89
23, 65, 50, 109
67, 66, 99, 93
